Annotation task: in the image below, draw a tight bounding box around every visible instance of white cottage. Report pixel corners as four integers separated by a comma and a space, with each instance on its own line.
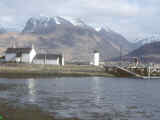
93, 51, 100, 66
5, 47, 36, 63
90, 50, 100, 66
33, 54, 64, 66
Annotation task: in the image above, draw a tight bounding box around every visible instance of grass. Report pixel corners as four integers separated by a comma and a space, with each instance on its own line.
0, 63, 114, 78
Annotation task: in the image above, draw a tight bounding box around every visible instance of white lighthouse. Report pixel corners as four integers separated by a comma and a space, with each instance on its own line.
93, 50, 100, 66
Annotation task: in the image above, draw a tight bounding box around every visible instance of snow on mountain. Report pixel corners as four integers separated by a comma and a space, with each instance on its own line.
27, 16, 87, 27
60, 16, 86, 27
92, 25, 112, 33
95, 27, 102, 32
28, 16, 63, 26
30, 15, 88, 26
30, 15, 50, 24
104, 26, 112, 32
23, 15, 114, 34
134, 34, 160, 45
54, 17, 61, 24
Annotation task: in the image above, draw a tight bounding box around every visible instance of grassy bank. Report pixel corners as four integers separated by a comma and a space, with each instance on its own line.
0, 63, 114, 78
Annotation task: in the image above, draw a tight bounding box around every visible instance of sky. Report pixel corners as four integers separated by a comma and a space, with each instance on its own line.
0, 0, 160, 41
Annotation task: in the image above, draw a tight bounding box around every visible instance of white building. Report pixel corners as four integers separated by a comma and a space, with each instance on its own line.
5, 47, 36, 63
93, 50, 100, 66
33, 54, 64, 66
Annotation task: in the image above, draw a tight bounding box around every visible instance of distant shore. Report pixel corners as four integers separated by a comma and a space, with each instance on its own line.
0, 63, 114, 78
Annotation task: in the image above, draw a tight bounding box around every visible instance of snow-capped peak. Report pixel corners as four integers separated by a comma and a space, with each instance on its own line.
54, 17, 61, 24
60, 16, 86, 26
25, 15, 114, 34
32, 15, 50, 22
104, 26, 112, 32
134, 34, 160, 45
95, 27, 102, 32
28, 15, 113, 32
29, 16, 86, 26
90, 24, 112, 33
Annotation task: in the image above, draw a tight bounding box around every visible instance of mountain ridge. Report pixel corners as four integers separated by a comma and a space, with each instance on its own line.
127, 41, 160, 63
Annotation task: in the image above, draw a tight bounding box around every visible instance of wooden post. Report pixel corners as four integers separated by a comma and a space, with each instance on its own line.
44, 54, 46, 64
148, 66, 151, 79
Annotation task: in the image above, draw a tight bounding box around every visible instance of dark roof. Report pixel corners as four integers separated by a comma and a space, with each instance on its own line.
35, 54, 62, 60
94, 50, 99, 53
16, 52, 22, 57
6, 48, 32, 54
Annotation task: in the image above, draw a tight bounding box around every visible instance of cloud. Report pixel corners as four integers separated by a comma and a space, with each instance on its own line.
0, 16, 14, 23
0, 0, 159, 40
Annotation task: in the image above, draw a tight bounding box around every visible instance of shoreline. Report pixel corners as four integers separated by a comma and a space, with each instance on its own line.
0, 63, 115, 78
0, 72, 114, 78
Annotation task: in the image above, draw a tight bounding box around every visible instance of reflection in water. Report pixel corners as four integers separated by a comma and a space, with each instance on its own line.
92, 77, 102, 105
28, 78, 36, 103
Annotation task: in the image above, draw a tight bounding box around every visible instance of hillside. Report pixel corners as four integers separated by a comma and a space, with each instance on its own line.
127, 42, 160, 63
132, 34, 160, 49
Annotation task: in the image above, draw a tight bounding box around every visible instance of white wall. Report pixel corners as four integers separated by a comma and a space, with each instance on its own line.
34, 58, 59, 65
46, 58, 59, 65
34, 59, 45, 64
16, 57, 21, 62
94, 52, 100, 66
29, 49, 36, 63
62, 56, 64, 66
5, 53, 16, 62
21, 54, 30, 63
21, 48, 36, 63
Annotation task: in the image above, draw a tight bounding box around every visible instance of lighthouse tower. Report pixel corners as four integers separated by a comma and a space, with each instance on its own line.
93, 50, 100, 66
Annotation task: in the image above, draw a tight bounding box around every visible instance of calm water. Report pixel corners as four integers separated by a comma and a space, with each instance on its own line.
0, 77, 160, 120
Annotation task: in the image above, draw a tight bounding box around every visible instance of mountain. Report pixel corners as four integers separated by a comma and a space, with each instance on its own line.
132, 34, 160, 49
97, 28, 132, 53
0, 16, 134, 61
127, 41, 160, 63
22, 16, 93, 34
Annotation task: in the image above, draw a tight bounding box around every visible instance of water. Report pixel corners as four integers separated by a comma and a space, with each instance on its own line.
0, 77, 160, 120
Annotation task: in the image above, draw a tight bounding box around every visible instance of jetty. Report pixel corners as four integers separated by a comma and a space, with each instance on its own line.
104, 63, 160, 79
